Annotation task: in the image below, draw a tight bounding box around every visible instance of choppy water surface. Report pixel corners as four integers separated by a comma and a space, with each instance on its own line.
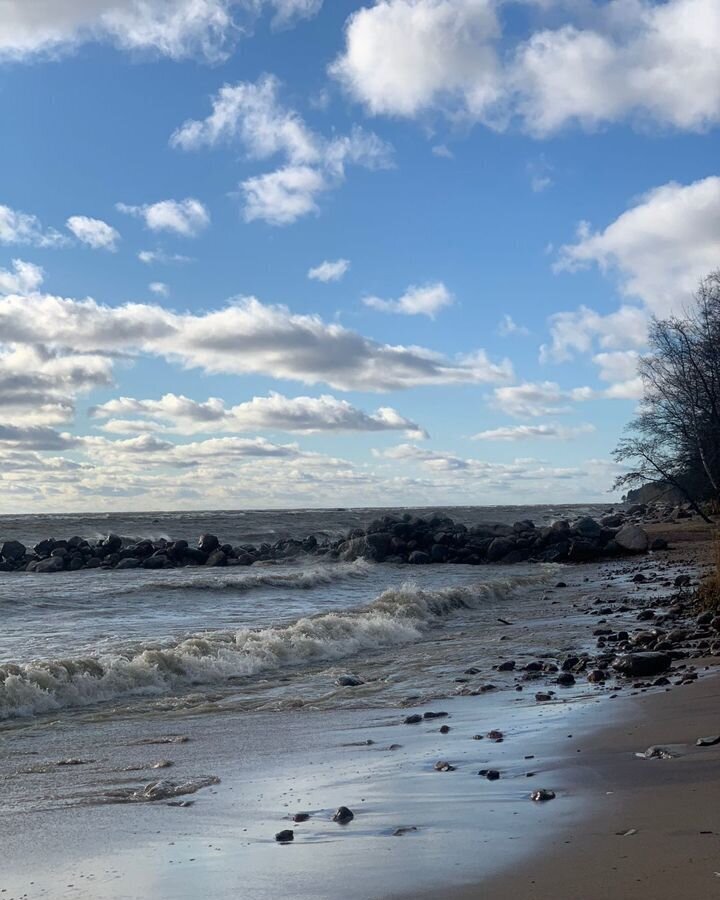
0, 504, 608, 724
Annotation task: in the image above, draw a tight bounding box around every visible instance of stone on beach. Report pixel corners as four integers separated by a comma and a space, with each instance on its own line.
530, 789, 556, 801
614, 525, 650, 553
275, 829, 294, 842
332, 806, 354, 823
613, 652, 672, 677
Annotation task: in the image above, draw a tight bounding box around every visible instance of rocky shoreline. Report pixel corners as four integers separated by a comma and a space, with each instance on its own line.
0, 502, 695, 574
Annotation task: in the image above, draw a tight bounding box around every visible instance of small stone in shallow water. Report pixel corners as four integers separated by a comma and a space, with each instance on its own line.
333, 806, 355, 823
530, 789, 556, 802
535, 692, 552, 702
440, 725, 450, 734
392, 826, 418, 836
403, 714, 422, 725
479, 769, 500, 780
56, 758, 92, 766
423, 711, 449, 719
293, 813, 310, 823
335, 674, 364, 687
696, 735, 720, 747
434, 760, 456, 772
275, 830, 294, 843
636, 746, 675, 760
152, 760, 173, 769
487, 730, 504, 742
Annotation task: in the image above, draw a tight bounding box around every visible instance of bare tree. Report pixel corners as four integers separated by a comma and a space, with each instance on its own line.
614, 272, 720, 522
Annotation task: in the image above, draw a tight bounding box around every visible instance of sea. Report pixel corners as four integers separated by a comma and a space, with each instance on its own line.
0, 504, 610, 724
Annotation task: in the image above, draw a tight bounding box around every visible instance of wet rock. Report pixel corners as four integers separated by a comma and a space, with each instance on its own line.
588, 670, 606, 683
333, 806, 355, 823
487, 730, 504, 742
613, 652, 671, 677
696, 735, 720, 747
408, 551, 431, 565
36, 556, 64, 573
1, 540, 25, 561
336, 674, 364, 687
115, 557, 140, 570
423, 711, 449, 719
464, 666, 481, 675
440, 725, 450, 734
674, 574, 692, 587
556, 673, 575, 687
293, 813, 310, 823
478, 769, 500, 780
535, 692, 552, 702
530, 789, 556, 801
205, 549, 227, 567
637, 609, 655, 621
497, 660, 516, 671
637, 746, 675, 760
403, 714, 423, 725
392, 826, 418, 836
275, 830, 294, 843
434, 760, 456, 772
198, 534, 220, 554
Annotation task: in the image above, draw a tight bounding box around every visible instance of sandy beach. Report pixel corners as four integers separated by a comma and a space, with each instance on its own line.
1, 517, 716, 900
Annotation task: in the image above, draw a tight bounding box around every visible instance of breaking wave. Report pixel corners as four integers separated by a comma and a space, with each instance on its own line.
0, 569, 553, 720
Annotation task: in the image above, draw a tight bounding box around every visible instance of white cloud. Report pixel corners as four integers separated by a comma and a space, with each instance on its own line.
331, 0, 720, 135
0, 1, 323, 63
242, 165, 329, 225
492, 381, 592, 418
540, 305, 649, 363
308, 258, 350, 282
149, 281, 170, 297
331, 0, 502, 120
138, 249, 192, 265
472, 423, 595, 441
0, 259, 44, 295
363, 282, 453, 318
0, 204, 67, 248
171, 76, 393, 225
91, 390, 428, 438
0, 292, 512, 392
66, 215, 120, 250
117, 198, 210, 237
556, 176, 720, 317
432, 144, 454, 159
497, 314, 529, 337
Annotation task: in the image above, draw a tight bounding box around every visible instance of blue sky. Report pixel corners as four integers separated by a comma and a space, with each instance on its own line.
0, 0, 718, 511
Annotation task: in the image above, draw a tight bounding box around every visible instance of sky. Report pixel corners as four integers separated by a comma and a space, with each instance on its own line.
0, 0, 718, 512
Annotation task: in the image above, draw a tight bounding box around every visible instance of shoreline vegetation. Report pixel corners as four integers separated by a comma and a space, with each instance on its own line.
0, 501, 700, 574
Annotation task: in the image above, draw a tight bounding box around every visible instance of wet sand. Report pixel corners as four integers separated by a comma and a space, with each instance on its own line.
436, 673, 720, 900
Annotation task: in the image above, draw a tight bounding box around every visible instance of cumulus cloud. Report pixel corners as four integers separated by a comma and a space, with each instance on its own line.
556, 176, 720, 317
492, 381, 593, 418
363, 282, 453, 318
0, 259, 44, 295
472, 423, 596, 441
66, 215, 120, 250
0, 0, 324, 63
308, 258, 350, 282
171, 75, 393, 225
91, 390, 428, 438
138, 249, 193, 265
0, 204, 67, 248
117, 198, 210, 237
540, 305, 649, 364
331, 0, 720, 135
0, 292, 512, 392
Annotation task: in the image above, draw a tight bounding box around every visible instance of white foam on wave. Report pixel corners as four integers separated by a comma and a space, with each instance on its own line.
0, 568, 555, 720
115, 559, 372, 595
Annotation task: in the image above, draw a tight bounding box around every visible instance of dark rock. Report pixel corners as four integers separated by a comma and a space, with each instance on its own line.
497, 660, 516, 671
142, 556, 167, 569
479, 769, 500, 780
1, 540, 25, 561
535, 692, 552, 702
332, 806, 354, 823
674, 574, 692, 587
613, 652, 672, 677
530, 789, 556, 801
408, 551, 431, 565
116, 558, 140, 570
696, 735, 720, 747
440, 725, 450, 734
275, 829, 294, 842
293, 813, 310, 822
198, 534, 220, 554
423, 711, 448, 719
487, 537, 516, 562
587, 670, 606, 683
403, 714, 422, 725
556, 673, 575, 687
336, 674, 364, 687
434, 760, 455, 772
102, 534, 123, 552
205, 549, 227, 567
650, 538, 669, 551
36, 556, 64, 573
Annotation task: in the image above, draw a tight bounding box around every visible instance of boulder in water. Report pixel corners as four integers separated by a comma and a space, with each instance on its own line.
1, 540, 25, 561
